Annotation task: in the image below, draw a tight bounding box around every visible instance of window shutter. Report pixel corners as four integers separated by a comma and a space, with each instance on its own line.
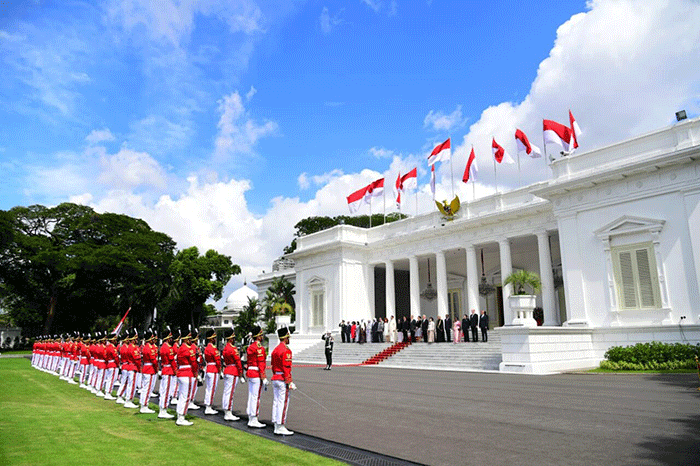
635, 248, 655, 308
618, 251, 637, 309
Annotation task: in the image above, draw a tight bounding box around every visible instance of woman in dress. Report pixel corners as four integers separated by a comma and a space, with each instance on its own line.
427, 317, 436, 343
452, 319, 461, 344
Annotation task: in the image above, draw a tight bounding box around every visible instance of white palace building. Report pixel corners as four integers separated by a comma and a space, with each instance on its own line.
256, 117, 700, 374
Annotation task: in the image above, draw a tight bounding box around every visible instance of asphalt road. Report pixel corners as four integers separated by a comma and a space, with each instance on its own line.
186, 366, 700, 466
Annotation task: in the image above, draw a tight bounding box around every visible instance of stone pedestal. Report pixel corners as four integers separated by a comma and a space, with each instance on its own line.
509, 295, 538, 327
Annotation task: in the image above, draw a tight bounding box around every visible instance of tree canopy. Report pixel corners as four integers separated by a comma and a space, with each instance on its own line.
284, 212, 407, 254
0, 203, 240, 336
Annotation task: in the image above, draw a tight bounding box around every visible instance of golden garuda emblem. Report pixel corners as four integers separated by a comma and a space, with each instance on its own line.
436, 195, 460, 220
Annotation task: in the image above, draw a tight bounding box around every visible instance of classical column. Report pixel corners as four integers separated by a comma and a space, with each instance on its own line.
385, 260, 396, 320
365, 263, 375, 321
499, 238, 513, 325
409, 256, 420, 318
435, 250, 448, 318
536, 230, 558, 326
465, 244, 479, 313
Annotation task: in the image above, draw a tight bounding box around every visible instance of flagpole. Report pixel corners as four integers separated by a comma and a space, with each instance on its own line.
369, 197, 372, 228
415, 189, 418, 217
449, 135, 454, 199
517, 150, 521, 187
542, 122, 549, 166
472, 178, 475, 201
383, 186, 386, 225
492, 136, 498, 193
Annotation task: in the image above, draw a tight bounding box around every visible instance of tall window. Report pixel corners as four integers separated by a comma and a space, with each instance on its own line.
612, 242, 661, 310
448, 289, 461, 322
311, 290, 325, 327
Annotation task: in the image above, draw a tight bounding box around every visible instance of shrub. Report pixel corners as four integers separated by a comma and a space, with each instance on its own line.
601, 341, 700, 370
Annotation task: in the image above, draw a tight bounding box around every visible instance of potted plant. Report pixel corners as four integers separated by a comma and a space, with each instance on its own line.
503, 270, 542, 327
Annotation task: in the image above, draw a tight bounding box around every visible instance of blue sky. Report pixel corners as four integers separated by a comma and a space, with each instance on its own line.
2, 0, 699, 300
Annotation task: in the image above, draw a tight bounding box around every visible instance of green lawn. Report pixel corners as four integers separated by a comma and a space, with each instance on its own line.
0, 358, 341, 466
588, 367, 698, 374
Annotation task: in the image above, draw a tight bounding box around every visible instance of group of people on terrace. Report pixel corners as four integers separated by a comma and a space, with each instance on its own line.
338, 310, 489, 344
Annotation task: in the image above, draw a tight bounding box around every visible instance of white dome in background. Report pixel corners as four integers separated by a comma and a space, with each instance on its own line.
225, 282, 258, 313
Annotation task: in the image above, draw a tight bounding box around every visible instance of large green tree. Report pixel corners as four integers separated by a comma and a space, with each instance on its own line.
261, 276, 295, 334
159, 246, 240, 330
0, 203, 176, 335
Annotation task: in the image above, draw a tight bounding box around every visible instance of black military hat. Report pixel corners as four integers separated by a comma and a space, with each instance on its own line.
144, 328, 156, 341
172, 327, 181, 341
252, 325, 263, 338
205, 329, 216, 340
277, 326, 290, 339
163, 326, 173, 340
223, 328, 235, 340
191, 327, 199, 340
181, 327, 192, 340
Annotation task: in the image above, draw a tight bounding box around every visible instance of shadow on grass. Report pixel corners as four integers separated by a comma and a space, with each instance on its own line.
635, 414, 700, 465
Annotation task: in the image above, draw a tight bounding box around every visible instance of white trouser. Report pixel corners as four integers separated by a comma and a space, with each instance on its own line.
139, 373, 156, 406
221, 375, 240, 412
159, 375, 177, 410
123, 370, 136, 401
176, 376, 196, 416
70, 360, 79, 379
204, 372, 218, 407
135, 372, 142, 391
247, 377, 263, 417
79, 363, 90, 384
103, 368, 116, 393
116, 368, 128, 397
94, 368, 105, 391
271, 380, 289, 425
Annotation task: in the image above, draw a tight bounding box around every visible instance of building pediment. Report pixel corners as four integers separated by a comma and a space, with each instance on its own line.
595, 216, 665, 240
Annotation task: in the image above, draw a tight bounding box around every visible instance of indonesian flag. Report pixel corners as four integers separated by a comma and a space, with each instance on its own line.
111, 307, 131, 337
428, 138, 451, 166
347, 185, 367, 213
569, 110, 581, 149
543, 119, 573, 152
395, 168, 417, 208
462, 147, 478, 182
492, 138, 515, 164
364, 178, 384, 204
515, 129, 542, 158
430, 165, 436, 199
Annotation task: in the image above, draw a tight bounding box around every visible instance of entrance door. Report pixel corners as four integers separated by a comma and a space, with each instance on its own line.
448, 289, 462, 323
496, 287, 504, 327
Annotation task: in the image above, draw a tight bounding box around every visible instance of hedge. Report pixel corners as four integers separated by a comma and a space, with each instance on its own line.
600, 341, 700, 371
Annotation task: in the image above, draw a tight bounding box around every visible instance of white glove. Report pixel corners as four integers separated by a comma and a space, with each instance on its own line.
289, 382, 297, 391
240, 376, 246, 383
262, 378, 269, 386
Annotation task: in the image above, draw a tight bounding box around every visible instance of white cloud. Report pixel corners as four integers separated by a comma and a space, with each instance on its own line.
423, 105, 466, 132
245, 85, 257, 101
214, 91, 278, 161
388, 0, 398, 17
361, 0, 382, 14
98, 148, 167, 190
297, 172, 310, 190
320, 7, 345, 35
368, 146, 394, 159
86, 128, 116, 144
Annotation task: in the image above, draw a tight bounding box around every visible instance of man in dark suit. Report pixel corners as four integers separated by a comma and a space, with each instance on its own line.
401, 316, 409, 342
479, 310, 489, 342
371, 319, 379, 343
421, 315, 429, 343
436, 317, 445, 342
410, 316, 417, 342
470, 310, 479, 343
461, 314, 470, 342
445, 314, 452, 342
339, 321, 346, 343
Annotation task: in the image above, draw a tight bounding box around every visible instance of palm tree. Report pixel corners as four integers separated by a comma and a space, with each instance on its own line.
503, 270, 542, 295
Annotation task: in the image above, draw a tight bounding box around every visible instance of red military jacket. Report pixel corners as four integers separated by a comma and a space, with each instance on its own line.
104, 342, 118, 369
159, 341, 176, 376
204, 342, 221, 373
246, 340, 266, 379
118, 343, 128, 369
80, 342, 90, 364
141, 342, 158, 375
93, 343, 106, 370
176, 342, 198, 377
123, 342, 141, 372
222, 342, 243, 376
271, 341, 293, 384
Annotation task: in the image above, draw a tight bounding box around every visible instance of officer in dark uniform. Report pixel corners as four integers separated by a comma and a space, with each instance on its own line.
322, 332, 334, 370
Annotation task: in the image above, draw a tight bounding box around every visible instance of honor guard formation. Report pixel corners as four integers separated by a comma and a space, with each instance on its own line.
30, 325, 297, 434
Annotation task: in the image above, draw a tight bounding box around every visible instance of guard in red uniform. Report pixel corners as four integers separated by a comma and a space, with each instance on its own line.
221, 327, 244, 421
93, 333, 107, 397
122, 329, 142, 409
203, 329, 221, 415
175, 328, 198, 426
246, 325, 268, 428
139, 329, 158, 413
103, 333, 119, 399
158, 327, 177, 419
271, 327, 297, 435
78, 334, 91, 388
115, 333, 130, 403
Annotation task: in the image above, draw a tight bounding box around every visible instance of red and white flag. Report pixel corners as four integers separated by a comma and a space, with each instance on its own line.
515, 129, 542, 158
347, 185, 367, 213
364, 178, 384, 204
492, 138, 515, 164
543, 119, 573, 152
429, 165, 436, 199
111, 307, 131, 337
569, 110, 581, 149
428, 138, 451, 166
462, 147, 478, 183
395, 168, 417, 208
